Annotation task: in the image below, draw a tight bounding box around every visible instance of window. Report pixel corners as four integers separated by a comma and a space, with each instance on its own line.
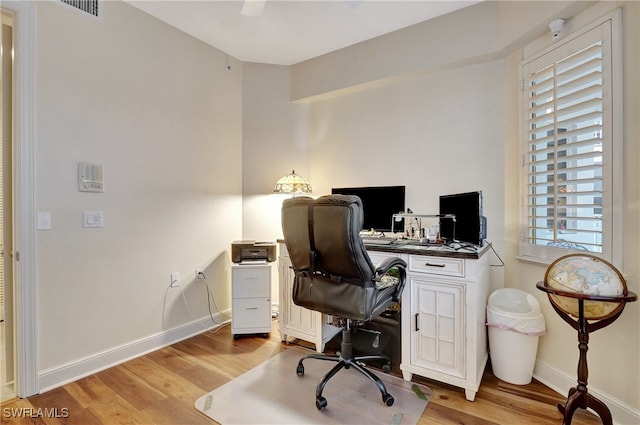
520, 12, 622, 264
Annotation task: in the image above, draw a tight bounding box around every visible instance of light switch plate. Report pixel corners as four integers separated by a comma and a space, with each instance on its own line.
37, 211, 52, 230
84, 210, 104, 228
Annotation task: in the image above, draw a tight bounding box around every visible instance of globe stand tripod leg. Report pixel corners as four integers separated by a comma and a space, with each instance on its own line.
558, 389, 612, 425
558, 303, 612, 425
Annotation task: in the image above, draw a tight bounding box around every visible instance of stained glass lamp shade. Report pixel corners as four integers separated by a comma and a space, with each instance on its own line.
273, 170, 312, 194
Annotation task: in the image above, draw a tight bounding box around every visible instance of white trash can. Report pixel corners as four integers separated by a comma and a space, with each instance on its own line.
487, 288, 546, 385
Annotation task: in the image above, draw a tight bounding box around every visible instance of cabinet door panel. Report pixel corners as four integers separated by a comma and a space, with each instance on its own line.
411, 277, 465, 378
280, 258, 317, 337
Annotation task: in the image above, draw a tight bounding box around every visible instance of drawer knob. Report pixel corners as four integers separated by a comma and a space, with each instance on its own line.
425, 262, 446, 268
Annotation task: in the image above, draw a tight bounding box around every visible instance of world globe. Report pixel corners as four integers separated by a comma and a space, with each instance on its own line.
544, 254, 627, 320
538, 254, 636, 425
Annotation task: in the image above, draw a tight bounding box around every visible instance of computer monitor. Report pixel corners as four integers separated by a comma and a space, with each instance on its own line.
439, 191, 485, 245
331, 185, 405, 233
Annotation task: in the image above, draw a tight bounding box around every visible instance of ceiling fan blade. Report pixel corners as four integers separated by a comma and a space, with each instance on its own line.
241, 0, 266, 17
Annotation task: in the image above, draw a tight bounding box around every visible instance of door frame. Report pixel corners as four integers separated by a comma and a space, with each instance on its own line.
3, 0, 37, 398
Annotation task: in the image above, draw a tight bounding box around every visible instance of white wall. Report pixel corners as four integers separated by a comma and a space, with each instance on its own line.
34, 1, 243, 383
242, 63, 309, 243
241, 63, 310, 304
306, 60, 505, 289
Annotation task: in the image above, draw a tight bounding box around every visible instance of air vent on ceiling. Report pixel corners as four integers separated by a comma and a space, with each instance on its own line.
59, 0, 100, 18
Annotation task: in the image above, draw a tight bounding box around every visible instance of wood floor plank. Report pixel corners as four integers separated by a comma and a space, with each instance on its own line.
145, 344, 198, 374
142, 396, 212, 425
60, 374, 150, 425
121, 355, 206, 404
62, 375, 112, 408
24, 385, 99, 425
417, 401, 500, 425
84, 395, 150, 425
95, 363, 168, 410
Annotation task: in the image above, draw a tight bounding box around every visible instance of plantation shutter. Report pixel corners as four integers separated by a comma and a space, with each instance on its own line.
523, 23, 614, 257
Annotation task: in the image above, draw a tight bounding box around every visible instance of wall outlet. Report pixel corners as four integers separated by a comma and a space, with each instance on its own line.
170, 272, 180, 287
195, 269, 204, 280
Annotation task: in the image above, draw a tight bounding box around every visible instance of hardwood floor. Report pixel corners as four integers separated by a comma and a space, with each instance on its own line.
1, 321, 600, 425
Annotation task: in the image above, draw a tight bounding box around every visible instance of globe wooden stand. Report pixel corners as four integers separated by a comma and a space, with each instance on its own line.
536, 282, 637, 425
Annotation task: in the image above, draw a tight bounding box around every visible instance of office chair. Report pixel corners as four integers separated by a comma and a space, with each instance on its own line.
281, 195, 407, 410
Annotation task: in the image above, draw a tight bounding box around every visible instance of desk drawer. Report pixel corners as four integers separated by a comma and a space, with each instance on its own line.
408, 255, 465, 277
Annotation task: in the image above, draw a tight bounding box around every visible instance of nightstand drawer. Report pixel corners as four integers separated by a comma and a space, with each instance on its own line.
408, 255, 465, 277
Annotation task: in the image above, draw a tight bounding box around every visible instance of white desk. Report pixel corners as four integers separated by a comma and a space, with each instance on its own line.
367, 242, 490, 402
277, 242, 342, 352
277, 240, 490, 401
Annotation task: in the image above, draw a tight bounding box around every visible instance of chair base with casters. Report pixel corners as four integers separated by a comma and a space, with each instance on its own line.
296, 319, 395, 410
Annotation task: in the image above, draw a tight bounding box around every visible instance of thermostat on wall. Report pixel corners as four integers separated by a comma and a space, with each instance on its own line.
78, 162, 104, 192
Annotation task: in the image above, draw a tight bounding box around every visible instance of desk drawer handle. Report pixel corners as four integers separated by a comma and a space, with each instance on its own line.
415, 313, 419, 331
424, 262, 446, 268
245, 307, 259, 310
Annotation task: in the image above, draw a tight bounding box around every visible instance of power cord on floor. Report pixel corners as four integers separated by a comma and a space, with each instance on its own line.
198, 271, 232, 334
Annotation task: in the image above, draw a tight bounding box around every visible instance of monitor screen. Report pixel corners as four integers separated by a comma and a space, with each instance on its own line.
439, 191, 484, 245
331, 185, 405, 233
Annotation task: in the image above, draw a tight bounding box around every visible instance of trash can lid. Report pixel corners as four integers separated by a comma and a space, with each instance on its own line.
487, 288, 541, 316
487, 308, 546, 335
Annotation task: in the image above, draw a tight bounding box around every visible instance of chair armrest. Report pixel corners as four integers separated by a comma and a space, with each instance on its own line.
373, 257, 407, 302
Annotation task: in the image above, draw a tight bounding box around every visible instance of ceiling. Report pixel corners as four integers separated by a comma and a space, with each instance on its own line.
125, 1, 480, 66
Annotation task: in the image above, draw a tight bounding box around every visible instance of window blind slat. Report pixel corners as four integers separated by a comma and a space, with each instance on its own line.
556, 84, 602, 110
557, 70, 602, 95
557, 58, 602, 85
556, 110, 602, 129
556, 97, 602, 119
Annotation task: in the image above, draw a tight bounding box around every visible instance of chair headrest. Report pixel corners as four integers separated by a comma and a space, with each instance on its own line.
282, 195, 375, 280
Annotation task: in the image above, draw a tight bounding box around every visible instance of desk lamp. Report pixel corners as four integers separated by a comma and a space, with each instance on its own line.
273, 170, 312, 195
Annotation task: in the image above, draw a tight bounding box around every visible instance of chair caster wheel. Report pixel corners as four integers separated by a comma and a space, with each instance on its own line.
296, 363, 304, 376
383, 394, 394, 406
316, 396, 327, 410
382, 363, 392, 373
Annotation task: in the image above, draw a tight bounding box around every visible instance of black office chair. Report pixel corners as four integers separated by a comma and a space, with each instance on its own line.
281, 195, 407, 410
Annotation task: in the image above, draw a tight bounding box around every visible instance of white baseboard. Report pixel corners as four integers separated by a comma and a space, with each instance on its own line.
38, 312, 230, 394
534, 360, 640, 425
